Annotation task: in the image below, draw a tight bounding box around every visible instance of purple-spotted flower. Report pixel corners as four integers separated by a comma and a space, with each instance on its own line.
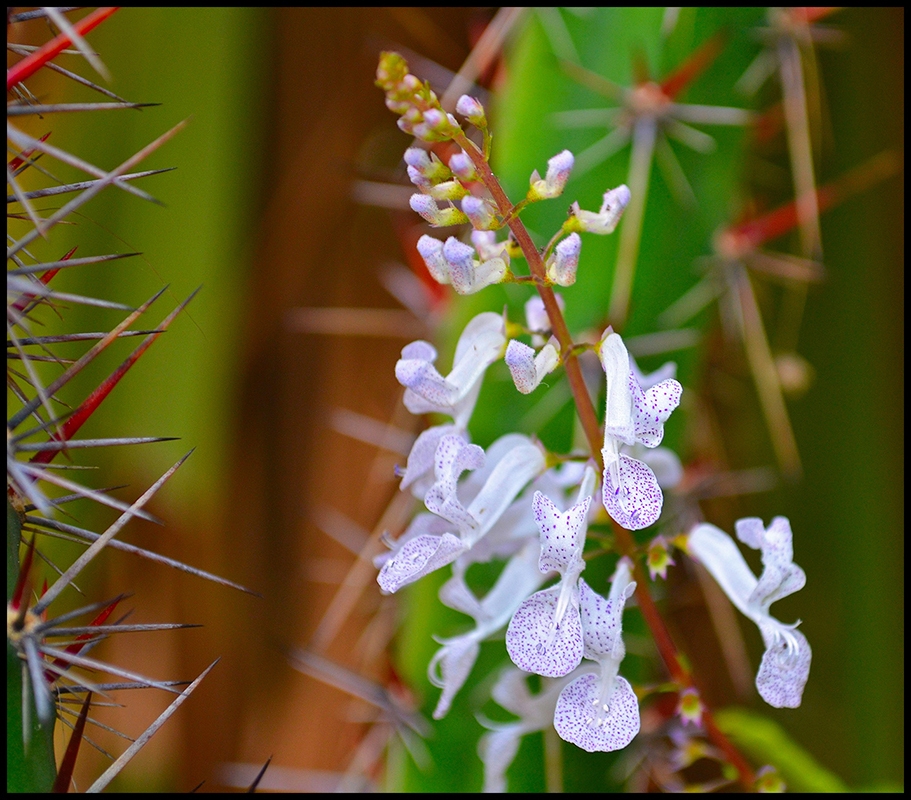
687, 517, 811, 708
378, 433, 545, 594
552, 558, 639, 753
505, 468, 596, 677
394, 312, 505, 494
428, 540, 545, 719
599, 330, 682, 530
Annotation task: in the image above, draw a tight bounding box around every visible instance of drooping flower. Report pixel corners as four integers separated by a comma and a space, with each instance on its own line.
553, 558, 640, 753
394, 311, 505, 494
428, 539, 545, 719
545, 232, 582, 286
599, 330, 682, 530
477, 666, 587, 793
505, 468, 596, 677
377, 433, 545, 594
687, 516, 811, 708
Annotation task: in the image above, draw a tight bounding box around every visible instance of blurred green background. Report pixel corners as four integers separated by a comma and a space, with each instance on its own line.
12, 7, 901, 792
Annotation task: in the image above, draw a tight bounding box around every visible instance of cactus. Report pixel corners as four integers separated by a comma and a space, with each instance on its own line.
7, 8, 249, 791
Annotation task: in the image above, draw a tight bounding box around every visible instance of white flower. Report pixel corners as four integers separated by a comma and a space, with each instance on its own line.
505, 468, 597, 677
428, 540, 545, 719
478, 666, 587, 793
688, 517, 811, 708
377, 433, 545, 594
599, 330, 682, 530
553, 558, 639, 753
394, 312, 505, 494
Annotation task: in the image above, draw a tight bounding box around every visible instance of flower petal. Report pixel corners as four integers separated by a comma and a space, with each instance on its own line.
398, 423, 462, 496
506, 587, 583, 677
687, 523, 758, 616
478, 727, 523, 793
423, 435, 485, 533
737, 517, 806, 609
601, 453, 664, 530
579, 577, 633, 661
600, 331, 636, 446
377, 532, 465, 594
756, 624, 812, 709
534, 492, 590, 575
428, 636, 481, 719
632, 375, 683, 448
554, 672, 640, 752
466, 441, 545, 545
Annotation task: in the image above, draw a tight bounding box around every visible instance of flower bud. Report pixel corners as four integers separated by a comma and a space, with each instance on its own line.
461, 195, 496, 230
528, 149, 574, 201
455, 94, 487, 127
410, 193, 468, 227
569, 184, 631, 234
546, 233, 581, 286
448, 150, 478, 181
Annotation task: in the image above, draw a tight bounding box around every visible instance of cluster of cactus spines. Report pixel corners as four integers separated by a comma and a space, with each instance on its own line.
7, 8, 249, 791
348, 8, 898, 792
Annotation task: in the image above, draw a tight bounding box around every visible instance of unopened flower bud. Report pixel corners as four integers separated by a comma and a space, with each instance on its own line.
404, 147, 452, 190
569, 184, 631, 234
455, 94, 487, 127
429, 180, 469, 202
410, 193, 468, 227
528, 150, 574, 201
546, 233, 581, 286
505, 339, 560, 394
462, 195, 496, 230
524, 295, 563, 345
448, 151, 478, 182
442, 237, 475, 293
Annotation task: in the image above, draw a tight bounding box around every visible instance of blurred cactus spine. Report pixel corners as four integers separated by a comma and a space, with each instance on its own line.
7, 8, 233, 791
